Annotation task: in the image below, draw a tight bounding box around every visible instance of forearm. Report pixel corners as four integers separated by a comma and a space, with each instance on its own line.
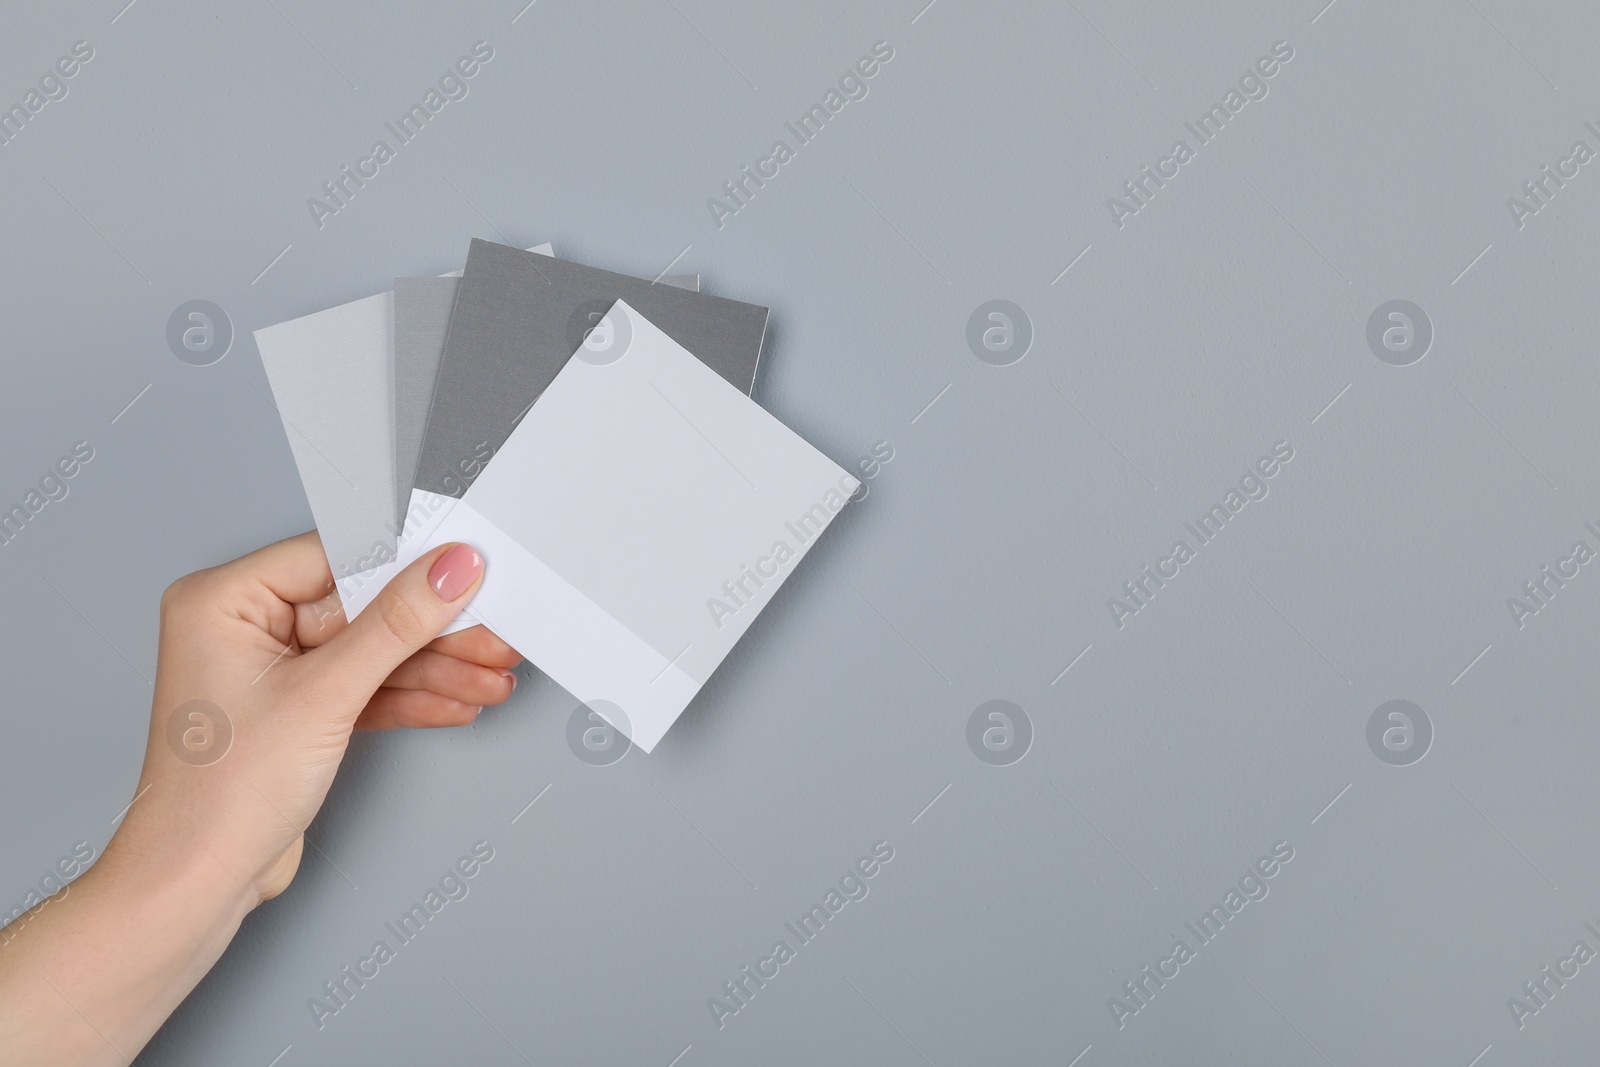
0, 837, 256, 1067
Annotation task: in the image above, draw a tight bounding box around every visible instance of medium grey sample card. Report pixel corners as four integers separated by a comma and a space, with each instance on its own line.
413, 239, 767, 498
392, 271, 700, 529
392, 277, 459, 532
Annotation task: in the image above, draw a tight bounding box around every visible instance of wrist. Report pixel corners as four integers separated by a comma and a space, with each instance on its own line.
0, 822, 259, 1066
98, 814, 262, 929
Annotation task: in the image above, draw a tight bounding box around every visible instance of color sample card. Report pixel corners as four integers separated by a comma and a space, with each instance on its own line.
412, 301, 856, 752
412, 238, 769, 501
392, 276, 460, 534
255, 243, 554, 588
358, 242, 766, 627
392, 270, 700, 531
372, 265, 705, 631
255, 287, 403, 584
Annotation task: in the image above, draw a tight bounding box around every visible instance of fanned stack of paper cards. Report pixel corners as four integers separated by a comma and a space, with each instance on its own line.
256, 239, 857, 752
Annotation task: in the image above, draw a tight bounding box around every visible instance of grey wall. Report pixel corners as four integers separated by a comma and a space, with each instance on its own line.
2, 1, 1597, 1064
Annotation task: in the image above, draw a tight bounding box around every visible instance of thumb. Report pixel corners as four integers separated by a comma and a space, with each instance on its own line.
313, 542, 485, 702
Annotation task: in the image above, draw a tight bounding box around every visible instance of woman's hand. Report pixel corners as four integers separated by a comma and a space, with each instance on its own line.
0, 531, 516, 1066
127, 531, 513, 902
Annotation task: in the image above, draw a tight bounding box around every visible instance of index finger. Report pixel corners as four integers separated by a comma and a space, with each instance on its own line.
294, 588, 348, 648
428, 623, 523, 669
228, 530, 337, 605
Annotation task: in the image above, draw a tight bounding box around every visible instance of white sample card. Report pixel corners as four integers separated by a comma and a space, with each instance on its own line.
412, 301, 858, 752
340, 261, 704, 627
253, 243, 552, 600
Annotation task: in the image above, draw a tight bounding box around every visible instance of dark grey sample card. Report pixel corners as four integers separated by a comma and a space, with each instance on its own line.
392, 271, 700, 526
413, 239, 766, 498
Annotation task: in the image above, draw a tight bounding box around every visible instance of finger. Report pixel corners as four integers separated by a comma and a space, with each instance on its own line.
309, 543, 484, 705
383, 649, 517, 707
294, 590, 348, 648
231, 531, 337, 605
355, 687, 482, 731
427, 624, 523, 669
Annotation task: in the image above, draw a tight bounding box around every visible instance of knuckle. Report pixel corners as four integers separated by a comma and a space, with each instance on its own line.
412, 652, 446, 692
376, 592, 428, 649
160, 571, 207, 617
457, 633, 495, 665
429, 658, 481, 702
159, 578, 186, 614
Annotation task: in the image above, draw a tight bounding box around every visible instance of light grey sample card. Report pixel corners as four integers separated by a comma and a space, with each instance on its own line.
392, 270, 700, 530
413, 301, 857, 751
255, 290, 402, 582
413, 238, 767, 499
